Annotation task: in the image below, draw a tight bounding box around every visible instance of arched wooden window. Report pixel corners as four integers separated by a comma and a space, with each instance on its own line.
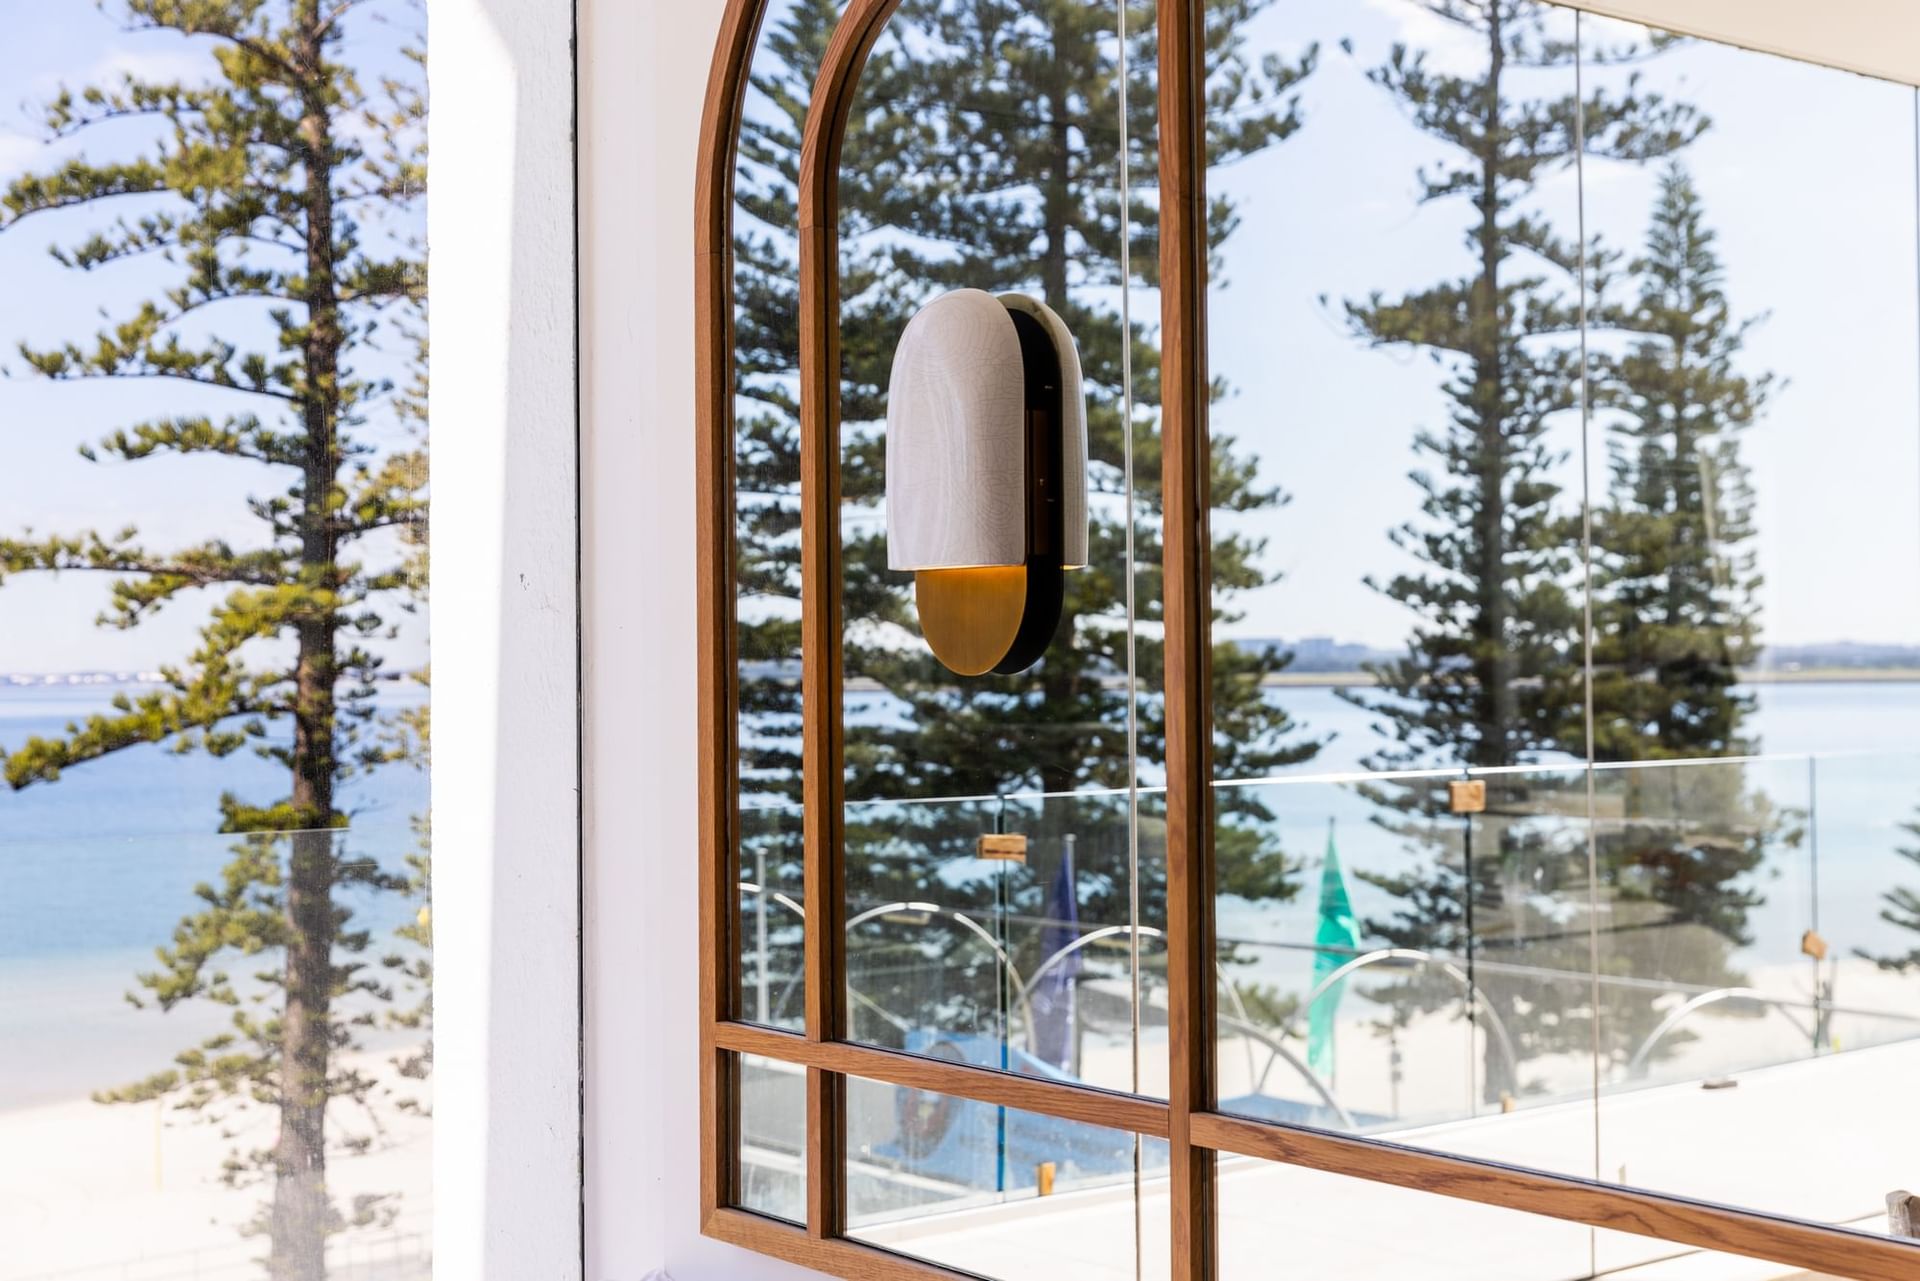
695, 3, 1920, 1278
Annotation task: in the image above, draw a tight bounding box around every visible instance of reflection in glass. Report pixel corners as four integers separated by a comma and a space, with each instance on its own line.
732, 0, 823, 1023
828, 0, 1177, 1089
739, 804, 806, 1031
1213, 768, 1600, 1148
1579, 15, 1920, 1243
1593, 756, 1920, 1258
1201, 0, 1920, 1250
1300, 4, 1687, 1160
1217, 1154, 1591, 1281
736, 1052, 806, 1222
842, 791, 1169, 1097
1202, 0, 1676, 1181
846, 1073, 1160, 1280
735, 0, 1920, 1261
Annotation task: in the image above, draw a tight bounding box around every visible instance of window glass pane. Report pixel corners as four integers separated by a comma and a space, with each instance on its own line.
1205, 0, 1599, 1181
835, 0, 1162, 1092
845, 1073, 1162, 1280
1578, 16, 1920, 1241
732, 0, 826, 1028
845, 791, 1166, 1095
1219, 1154, 1592, 1281
1124, 0, 1170, 1104
736, 1052, 806, 1222
1214, 767, 1600, 1155
739, 803, 806, 1030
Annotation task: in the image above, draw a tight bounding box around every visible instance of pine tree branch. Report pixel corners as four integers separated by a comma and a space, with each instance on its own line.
316, 0, 370, 38
33, 365, 306, 402
83, 413, 304, 467
0, 159, 169, 230
19, 299, 304, 403
0, 531, 283, 587
43, 78, 216, 140
1, 678, 270, 789
337, 256, 424, 304
120, 4, 301, 81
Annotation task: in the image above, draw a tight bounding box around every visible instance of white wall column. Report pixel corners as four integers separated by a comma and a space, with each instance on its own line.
578, 0, 817, 1276
430, 0, 583, 1274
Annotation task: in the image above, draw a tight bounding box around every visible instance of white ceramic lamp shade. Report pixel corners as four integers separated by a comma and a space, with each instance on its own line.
884, 288, 1088, 675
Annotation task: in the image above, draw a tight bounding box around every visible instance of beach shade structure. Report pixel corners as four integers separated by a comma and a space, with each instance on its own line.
885, 289, 1088, 676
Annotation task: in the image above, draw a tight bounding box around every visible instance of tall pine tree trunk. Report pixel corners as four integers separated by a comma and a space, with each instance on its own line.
274, 7, 342, 1274
1473, 3, 1512, 773
1470, 4, 1517, 1106
276, 769, 336, 1279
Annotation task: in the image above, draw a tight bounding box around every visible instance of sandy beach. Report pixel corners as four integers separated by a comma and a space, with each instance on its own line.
0, 1046, 432, 1281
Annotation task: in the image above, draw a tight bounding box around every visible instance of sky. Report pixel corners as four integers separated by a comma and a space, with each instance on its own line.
0, 0, 426, 675
3, 1, 1918, 673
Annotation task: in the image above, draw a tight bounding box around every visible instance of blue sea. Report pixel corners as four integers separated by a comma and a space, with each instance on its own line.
1225, 682, 1920, 998
0, 682, 429, 1108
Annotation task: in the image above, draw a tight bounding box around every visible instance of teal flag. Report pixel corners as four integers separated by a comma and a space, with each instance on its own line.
1308, 821, 1359, 1083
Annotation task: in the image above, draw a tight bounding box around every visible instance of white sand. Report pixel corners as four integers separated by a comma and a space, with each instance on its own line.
851, 1038, 1919, 1281
1, 1047, 432, 1281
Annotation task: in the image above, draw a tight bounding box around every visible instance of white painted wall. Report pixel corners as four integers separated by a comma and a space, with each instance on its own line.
578, 1, 816, 1278
429, 0, 583, 1275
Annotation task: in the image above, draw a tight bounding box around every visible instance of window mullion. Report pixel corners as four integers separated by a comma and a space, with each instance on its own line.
1157, 1, 1218, 1279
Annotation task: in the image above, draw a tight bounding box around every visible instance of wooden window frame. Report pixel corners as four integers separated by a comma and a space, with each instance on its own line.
692, 2, 1920, 1278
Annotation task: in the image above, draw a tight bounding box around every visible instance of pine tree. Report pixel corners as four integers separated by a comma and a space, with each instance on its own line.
729, 0, 1324, 1048
1591, 163, 1768, 764
1339, 1, 1701, 1102
0, 4, 427, 1275
1866, 819, 1920, 974
1584, 165, 1780, 1047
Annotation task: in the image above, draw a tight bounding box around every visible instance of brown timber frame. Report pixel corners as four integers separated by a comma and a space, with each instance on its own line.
692, 2, 1920, 1278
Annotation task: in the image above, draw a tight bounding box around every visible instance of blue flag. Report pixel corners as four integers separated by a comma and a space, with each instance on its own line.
1031, 836, 1081, 1073
1309, 820, 1359, 1083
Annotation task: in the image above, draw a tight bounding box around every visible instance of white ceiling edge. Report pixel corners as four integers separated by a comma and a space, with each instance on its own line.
1564, 0, 1920, 88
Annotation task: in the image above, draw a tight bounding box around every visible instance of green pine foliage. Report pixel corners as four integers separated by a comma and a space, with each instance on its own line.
1338, 0, 1702, 1102
0, 3, 426, 1276
1583, 164, 1784, 1065
1589, 163, 1769, 763
1868, 822, 1920, 974
1343, 1, 1702, 774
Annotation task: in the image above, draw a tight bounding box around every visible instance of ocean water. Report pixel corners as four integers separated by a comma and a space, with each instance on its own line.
1267, 678, 1920, 774
0, 683, 429, 1107
1258, 681, 1920, 965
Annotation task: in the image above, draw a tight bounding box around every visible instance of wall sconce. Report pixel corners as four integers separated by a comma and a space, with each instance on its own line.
885, 289, 1088, 676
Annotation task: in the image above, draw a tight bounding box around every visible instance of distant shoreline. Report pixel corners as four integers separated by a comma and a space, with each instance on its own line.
2, 671, 417, 688
835, 668, 1920, 692
1256, 667, 1920, 688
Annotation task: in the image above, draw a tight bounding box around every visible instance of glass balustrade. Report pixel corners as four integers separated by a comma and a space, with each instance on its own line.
733, 751, 1920, 1266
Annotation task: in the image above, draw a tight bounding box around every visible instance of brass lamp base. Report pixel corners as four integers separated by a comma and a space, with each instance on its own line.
915, 566, 1029, 676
